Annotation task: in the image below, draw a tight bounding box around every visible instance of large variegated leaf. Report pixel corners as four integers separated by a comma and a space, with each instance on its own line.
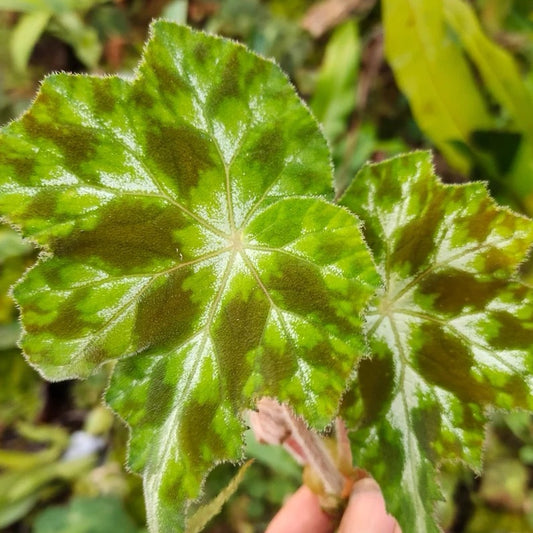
0, 22, 379, 532
339, 152, 533, 533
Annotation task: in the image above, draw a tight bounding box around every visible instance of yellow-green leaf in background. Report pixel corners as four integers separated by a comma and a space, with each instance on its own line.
382, 0, 493, 173
444, 0, 533, 215
444, 0, 533, 136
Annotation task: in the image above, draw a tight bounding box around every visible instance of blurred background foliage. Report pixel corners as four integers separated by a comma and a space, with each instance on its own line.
1, 0, 533, 531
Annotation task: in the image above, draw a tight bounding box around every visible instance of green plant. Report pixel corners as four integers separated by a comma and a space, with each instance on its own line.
0, 226, 41, 432
0, 0, 106, 72
0, 422, 96, 528
1, 19, 533, 533
33, 495, 143, 533
383, 0, 533, 216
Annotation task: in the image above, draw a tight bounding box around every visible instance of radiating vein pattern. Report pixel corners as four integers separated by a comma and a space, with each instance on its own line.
339, 151, 533, 533
0, 22, 379, 533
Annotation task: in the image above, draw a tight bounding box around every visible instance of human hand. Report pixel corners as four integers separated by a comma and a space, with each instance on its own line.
265, 478, 401, 533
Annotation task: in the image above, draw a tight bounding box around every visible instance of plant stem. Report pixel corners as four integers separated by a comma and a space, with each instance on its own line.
281, 406, 344, 495
249, 398, 346, 495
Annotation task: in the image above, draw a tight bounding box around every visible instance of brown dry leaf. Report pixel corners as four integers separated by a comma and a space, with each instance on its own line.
301, 0, 376, 38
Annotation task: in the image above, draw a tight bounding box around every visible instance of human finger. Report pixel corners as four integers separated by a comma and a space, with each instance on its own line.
265, 485, 335, 533
338, 478, 401, 533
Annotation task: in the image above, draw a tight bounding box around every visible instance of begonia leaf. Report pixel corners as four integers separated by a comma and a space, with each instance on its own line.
0, 22, 379, 532
339, 152, 533, 533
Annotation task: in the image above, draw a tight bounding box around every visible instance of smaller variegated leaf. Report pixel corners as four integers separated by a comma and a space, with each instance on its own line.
339, 152, 533, 533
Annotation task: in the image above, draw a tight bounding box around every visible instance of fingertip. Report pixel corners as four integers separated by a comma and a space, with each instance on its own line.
349, 477, 382, 496
338, 478, 401, 533
265, 486, 335, 533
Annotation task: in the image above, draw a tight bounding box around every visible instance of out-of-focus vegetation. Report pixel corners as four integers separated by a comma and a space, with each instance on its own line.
1, 0, 533, 531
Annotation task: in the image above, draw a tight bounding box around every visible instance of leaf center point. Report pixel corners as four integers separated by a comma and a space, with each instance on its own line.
229, 230, 245, 251
377, 293, 396, 318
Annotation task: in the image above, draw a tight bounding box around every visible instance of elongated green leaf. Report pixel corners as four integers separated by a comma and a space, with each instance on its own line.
310, 20, 359, 144
52, 12, 102, 69
0, 0, 47, 11
0, 225, 33, 263
444, 0, 533, 138
0, 225, 34, 324
186, 460, 252, 533
161, 0, 188, 25
443, 0, 533, 215
0, 349, 42, 426
382, 0, 493, 173
0, 22, 378, 532
339, 152, 533, 533
9, 11, 52, 74
0, 226, 40, 428
0, 0, 107, 13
